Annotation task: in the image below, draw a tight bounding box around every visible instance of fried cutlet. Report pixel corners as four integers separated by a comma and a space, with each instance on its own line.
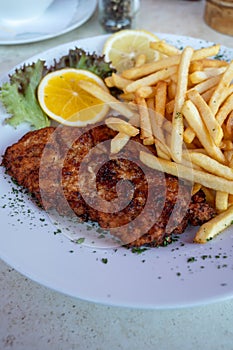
1, 124, 216, 246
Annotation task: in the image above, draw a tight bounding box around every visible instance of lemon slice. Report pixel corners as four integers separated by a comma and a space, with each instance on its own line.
37, 68, 109, 126
103, 29, 161, 73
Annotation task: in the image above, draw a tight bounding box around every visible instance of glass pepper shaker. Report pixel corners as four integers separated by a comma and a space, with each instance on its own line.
98, 0, 140, 33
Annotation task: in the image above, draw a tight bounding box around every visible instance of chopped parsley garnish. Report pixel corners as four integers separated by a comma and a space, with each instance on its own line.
75, 237, 85, 244
131, 247, 148, 254
101, 258, 108, 264
187, 257, 197, 263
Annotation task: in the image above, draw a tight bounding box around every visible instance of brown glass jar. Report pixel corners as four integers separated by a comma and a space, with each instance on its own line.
204, 0, 233, 36
98, 0, 140, 33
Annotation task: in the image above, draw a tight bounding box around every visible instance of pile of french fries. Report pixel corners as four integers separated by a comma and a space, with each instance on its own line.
78, 39, 233, 244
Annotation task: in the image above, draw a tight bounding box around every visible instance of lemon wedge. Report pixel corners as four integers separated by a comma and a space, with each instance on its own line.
103, 29, 161, 73
37, 68, 109, 127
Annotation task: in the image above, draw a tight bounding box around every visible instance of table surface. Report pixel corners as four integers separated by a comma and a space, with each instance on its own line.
1, 1, 233, 349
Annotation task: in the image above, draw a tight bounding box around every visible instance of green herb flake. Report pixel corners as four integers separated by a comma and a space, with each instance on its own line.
53, 228, 62, 235
75, 237, 85, 244
187, 257, 197, 263
175, 112, 182, 119
131, 247, 148, 255
101, 258, 108, 264
201, 255, 209, 260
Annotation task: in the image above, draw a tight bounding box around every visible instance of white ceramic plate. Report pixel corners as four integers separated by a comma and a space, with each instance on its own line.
0, 0, 97, 45
1, 34, 233, 309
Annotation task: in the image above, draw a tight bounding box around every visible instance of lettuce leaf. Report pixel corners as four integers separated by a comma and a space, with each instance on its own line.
0, 60, 50, 129
52, 47, 115, 79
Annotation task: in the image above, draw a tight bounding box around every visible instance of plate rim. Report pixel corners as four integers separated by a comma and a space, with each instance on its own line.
1, 33, 233, 309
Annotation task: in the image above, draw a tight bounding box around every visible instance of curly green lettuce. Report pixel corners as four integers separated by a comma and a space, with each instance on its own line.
0, 48, 116, 130
52, 47, 115, 80
0, 60, 50, 129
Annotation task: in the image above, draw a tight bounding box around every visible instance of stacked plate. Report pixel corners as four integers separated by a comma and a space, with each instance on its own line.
0, 0, 97, 45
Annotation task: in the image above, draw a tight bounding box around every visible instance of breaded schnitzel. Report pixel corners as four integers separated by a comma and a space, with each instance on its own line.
1, 124, 216, 246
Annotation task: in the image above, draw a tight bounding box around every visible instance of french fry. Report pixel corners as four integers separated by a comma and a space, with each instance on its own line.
167, 80, 177, 100
191, 74, 222, 94
150, 109, 167, 144
105, 117, 139, 136
191, 44, 221, 61
155, 144, 171, 160
122, 55, 181, 80
135, 96, 154, 144
187, 89, 223, 146
182, 148, 208, 155
151, 81, 167, 143
181, 157, 203, 171
166, 99, 175, 114
217, 84, 233, 103
122, 44, 221, 80
78, 80, 134, 118
139, 151, 233, 194
150, 40, 181, 56
201, 186, 215, 206
209, 60, 233, 115
229, 194, 233, 205
163, 119, 172, 134
192, 183, 202, 195
105, 76, 114, 87
189, 60, 204, 73
201, 86, 216, 103
183, 127, 195, 144
229, 158, 233, 168
184, 151, 233, 180
128, 112, 140, 127
182, 100, 225, 163
165, 80, 221, 116
216, 93, 233, 126
135, 86, 155, 98
135, 54, 146, 67
189, 58, 227, 73
111, 73, 132, 90
146, 96, 154, 110
127, 101, 138, 113
119, 92, 136, 101
224, 150, 233, 165
171, 46, 193, 163
168, 73, 177, 84
220, 140, 233, 151
147, 96, 165, 145
110, 132, 130, 154
215, 191, 229, 212
200, 58, 228, 68
194, 204, 233, 243
189, 66, 226, 84
226, 111, 233, 138
189, 58, 226, 73
155, 81, 167, 117
143, 136, 155, 146
154, 139, 171, 160
125, 66, 177, 93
